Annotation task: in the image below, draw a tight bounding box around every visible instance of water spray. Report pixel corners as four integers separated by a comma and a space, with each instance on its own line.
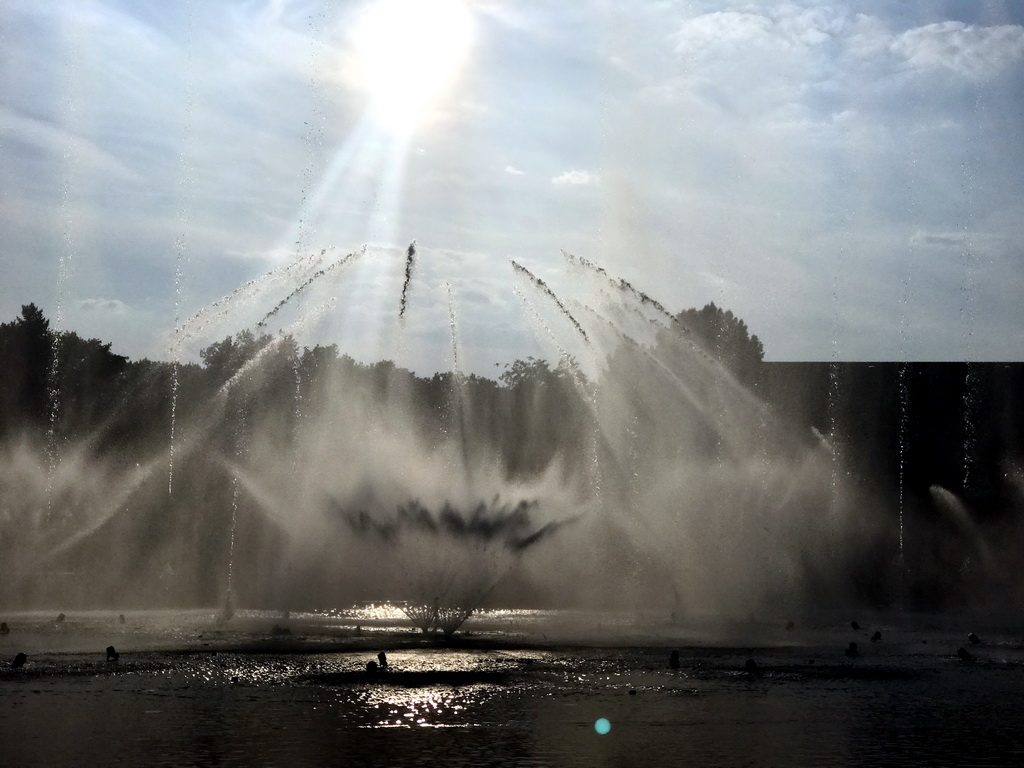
399, 240, 417, 321
510, 260, 588, 342
257, 246, 367, 331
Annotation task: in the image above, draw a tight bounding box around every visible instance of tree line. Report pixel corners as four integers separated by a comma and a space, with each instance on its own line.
0, 301, 764, 467
2, 300, 1020, 510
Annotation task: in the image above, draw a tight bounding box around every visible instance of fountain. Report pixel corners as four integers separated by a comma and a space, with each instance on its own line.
1, 245, 1023, 631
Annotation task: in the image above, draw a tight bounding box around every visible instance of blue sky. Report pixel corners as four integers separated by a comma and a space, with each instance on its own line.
2, 0, 1024, 373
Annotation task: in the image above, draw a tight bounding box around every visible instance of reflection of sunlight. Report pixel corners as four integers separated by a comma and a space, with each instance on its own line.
353, 0, 475, 135
362, 685, 496, 728
344, 602, 412, 622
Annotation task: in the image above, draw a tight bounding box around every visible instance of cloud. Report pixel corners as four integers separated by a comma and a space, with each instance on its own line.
891, 22, 1024, 80
673, 6, 849, 57
910, 230, 971, 248
505, 165, 525, 175
667, 7, 1024, 111
909, 230, 1009, 252
674, 11, 773, 52
78, 298, 129, 314
552, 169, 598, 186
660, 5, 854, 124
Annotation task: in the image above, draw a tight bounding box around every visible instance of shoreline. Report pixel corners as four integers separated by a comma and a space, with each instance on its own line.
2, 604, 1019, 655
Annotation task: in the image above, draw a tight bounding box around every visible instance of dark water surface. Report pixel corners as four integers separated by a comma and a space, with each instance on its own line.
2, 610, 1024, 767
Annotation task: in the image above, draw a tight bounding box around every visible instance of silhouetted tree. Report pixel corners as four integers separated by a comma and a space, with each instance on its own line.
200, 330, 276, 385
498, 356, 591, 478
675, 303, 764, 386
51, 332, 129, 437
0, 303, 54, 430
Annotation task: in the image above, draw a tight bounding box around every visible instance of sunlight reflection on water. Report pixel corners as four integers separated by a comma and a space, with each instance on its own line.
5, 610, 1024, 765
358, 685, 490, 728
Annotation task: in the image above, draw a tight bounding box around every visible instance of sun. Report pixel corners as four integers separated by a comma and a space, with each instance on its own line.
352, 0, 475, 135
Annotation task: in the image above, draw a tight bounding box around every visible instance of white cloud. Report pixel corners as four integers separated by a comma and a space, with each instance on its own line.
668, 8, 1024, 99
891, 22, 1024, 80
844, 12, 892, 63
673, 6, 849, 57
552, 169, 597, 186
674, 11, 773, 53
661, 5, 852, 123
505, 165, 525, 175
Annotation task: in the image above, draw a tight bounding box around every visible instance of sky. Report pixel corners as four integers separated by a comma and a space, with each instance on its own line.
2, 0, 1024, 374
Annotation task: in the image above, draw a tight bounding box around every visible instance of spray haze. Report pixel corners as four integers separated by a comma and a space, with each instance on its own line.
2, 244, 1023, 626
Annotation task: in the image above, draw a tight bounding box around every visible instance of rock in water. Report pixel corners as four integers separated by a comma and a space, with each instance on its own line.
106, 646, 119, 662
11, 652, 27, 668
